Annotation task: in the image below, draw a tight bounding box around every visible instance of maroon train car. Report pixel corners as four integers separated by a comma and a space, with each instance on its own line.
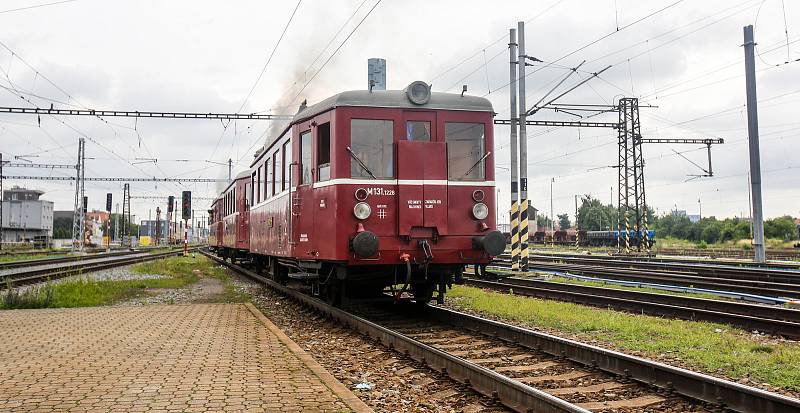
208, 196, 222, 251
215, 81, 505, 304
211, 172, 250, 261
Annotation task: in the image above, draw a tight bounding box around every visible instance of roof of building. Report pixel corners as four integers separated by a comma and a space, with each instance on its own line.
293, 89, 494, 123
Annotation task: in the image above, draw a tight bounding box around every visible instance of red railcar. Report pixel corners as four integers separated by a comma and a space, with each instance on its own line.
208, 196, 222, 251
213, 82, 504, 304
210, 172, 251, 261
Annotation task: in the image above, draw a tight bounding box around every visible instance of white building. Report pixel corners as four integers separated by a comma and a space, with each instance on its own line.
1, 186, 54, 243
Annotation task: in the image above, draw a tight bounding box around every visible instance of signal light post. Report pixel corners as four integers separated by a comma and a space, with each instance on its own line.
182, 191, 191, 256
105, 193, 112, 252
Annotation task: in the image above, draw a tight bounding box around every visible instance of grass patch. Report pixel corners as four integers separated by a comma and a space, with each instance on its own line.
447, 285, 800, 391
0, 253, 68, 263
0, 255, 226, 309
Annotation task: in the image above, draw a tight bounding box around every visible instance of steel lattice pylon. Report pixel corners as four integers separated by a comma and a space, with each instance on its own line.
617, 98, 648, 252
70, 138, 85, 253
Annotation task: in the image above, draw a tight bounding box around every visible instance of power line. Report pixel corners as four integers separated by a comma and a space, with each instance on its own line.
1, 175, 227, 182
0, 106, 293, 120
0, 0, 78, 15
235, 0, 303, 114
286, 0, 383, 106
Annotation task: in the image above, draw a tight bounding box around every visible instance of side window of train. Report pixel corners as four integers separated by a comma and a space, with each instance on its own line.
273, 148, 282, 194
250, 172, 256, 205
245, 181, 252, 208
350, 119, 394, 178
300, 130, 312, 185
265, 158, 272, 199
445, 122, 486, 181
283, 140, 291, 190
316, 122, 331, 182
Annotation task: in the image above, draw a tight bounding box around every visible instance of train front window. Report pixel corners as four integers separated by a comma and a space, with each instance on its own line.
406, 121, 431, 141
350, 119, 393, 178
445, 122, 485, 181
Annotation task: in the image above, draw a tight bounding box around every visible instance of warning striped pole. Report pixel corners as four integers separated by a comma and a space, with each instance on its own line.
520, 198, 529, 271
510, 201, 520, 270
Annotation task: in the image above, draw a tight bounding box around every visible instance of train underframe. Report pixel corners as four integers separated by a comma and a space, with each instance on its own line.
212, 248, 470, 306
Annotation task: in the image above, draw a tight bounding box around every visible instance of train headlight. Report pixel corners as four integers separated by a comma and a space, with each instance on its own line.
354, 202, 372, 220
472, 202, 489, 220
405, 81, 431, 105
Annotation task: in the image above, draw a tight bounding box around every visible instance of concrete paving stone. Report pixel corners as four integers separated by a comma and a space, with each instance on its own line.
0, 303, 372, 412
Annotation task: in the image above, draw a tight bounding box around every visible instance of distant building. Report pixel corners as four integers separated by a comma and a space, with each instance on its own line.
687, 214, 701, 223
139, 220, 168, 239
1, 186, 54, 243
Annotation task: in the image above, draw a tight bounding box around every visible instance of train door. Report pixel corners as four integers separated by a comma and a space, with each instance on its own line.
292, 126, 316, 256
397, 111, 448, 238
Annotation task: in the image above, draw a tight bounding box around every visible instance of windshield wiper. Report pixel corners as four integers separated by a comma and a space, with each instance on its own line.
346, 146, 377, 179
464, 151, 491, 177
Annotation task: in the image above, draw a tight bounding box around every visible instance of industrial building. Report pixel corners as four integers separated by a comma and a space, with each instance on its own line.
1, 186, 54, 244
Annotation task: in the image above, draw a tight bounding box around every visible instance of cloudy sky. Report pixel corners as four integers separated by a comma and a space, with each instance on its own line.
1, 0, 798, 225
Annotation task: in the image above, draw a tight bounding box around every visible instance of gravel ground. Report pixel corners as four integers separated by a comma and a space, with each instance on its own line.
236, 280, 511, 413
442, 295, 800, 400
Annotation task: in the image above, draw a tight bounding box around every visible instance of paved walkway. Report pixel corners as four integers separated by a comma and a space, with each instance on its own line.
0, 303, 371, 412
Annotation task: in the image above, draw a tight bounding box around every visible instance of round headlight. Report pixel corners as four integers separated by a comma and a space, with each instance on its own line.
405, 81, 431, 105
472, 189, 485, 202
472, 202, 489, 220
354, 188, 368, 201
354, 202, 372, 220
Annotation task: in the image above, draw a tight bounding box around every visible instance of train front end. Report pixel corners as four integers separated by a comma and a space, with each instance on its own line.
309, 82, 503, 303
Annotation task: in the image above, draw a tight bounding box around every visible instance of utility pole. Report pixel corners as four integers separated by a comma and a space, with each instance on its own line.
70, 138, 85, 253
114, 203, 119, 243
550, 177, 554, 235
0, 152, 3, 251
517, 21, 530, 271
228, 158, 232, 182
698, 197, 702, 220
508, 28, 521, 271
743, 25, 766, 263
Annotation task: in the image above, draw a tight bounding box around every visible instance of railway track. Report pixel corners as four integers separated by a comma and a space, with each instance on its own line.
506, 250, 800, 270
490, 259, 800, 299
203, 250, 800, 413
462, 276, 800, 338
0, 249, 152, 271
1, 249, 192, 288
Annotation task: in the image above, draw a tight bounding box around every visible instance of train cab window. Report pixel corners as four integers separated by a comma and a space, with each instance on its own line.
273, 149, 282, 194
300, 131, 312, 184
265, 158, 272, 198
317, 122, 331, 182
350, 119, 394, 178
445, 122, 486, 181
406, 121, 431, 141
283, 140, 291, 190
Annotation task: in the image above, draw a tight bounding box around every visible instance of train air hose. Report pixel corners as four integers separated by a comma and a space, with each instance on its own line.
395, 253, 412, 302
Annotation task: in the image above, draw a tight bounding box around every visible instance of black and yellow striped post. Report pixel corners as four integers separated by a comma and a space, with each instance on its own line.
510, 201, 520, 271
520, 198, 529, 271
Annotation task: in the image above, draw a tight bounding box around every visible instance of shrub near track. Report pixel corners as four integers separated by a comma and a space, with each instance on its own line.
1, 255, 226, 309
446, 285, 800, 393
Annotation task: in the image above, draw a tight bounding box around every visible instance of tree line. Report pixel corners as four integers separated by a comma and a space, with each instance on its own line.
552, 195, 799, 243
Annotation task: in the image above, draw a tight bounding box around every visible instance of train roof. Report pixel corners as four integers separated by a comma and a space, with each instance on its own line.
293, 88, 495, 123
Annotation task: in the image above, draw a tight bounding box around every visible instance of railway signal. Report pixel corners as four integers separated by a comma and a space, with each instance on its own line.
106, 193, 112, 252
182, 191, 191, 256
